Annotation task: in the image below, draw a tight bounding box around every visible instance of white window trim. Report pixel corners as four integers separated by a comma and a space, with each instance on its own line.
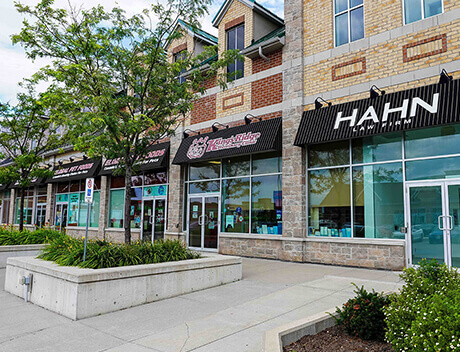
333, 0, 365, 47
402, 0, 444, 25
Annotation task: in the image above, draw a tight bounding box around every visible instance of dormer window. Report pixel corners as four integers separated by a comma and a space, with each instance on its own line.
174, 50, 187, 84
227, 24, 245, 81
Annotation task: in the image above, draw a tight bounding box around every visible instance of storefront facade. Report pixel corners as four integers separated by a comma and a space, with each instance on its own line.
173, 118, 283, 251
295, 79, 460, 268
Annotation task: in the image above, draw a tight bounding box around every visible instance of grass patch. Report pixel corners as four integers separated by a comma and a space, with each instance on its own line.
0, 227, 64, 245
38, 236, 201, 269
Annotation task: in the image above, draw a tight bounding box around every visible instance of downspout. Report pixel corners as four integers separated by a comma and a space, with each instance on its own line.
258, 46, 269, 61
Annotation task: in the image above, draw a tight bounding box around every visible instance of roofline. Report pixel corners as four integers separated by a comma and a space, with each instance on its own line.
212, 0, 283, 28
166, 20, 218, 50
240, 35, 285, 57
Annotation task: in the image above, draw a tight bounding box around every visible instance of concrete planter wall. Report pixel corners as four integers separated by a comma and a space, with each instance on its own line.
264, 310, 338, 352
0, 244, 45, 268
4, 255, 242, 320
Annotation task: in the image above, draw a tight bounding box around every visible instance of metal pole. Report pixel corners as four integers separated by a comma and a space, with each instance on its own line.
83, 202, 91, 262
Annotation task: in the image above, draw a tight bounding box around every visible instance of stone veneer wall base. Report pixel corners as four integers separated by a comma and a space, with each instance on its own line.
219, 235, 405, 270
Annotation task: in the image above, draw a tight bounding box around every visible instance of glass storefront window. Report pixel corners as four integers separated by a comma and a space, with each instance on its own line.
189, 161, 221, 181
144, 170, 167, 185
352, 133, 402, 164
78, 191, 100, 227
222, 178, 250, 233
109, 189, 124, 228
67, 193, 80, 226
405, 125, 460, 159
252, 151, 282, 175
189, 181, 220, 194
353, 163, 404, 239
406, 156, 460, 181
222, 156, 250, 178
251, 175, 282, 234
309, 168, 351, 237
15, 196, 33, 225
308, 140, 349, 168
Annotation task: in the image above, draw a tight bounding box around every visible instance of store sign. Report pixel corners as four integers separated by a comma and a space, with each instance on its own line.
186, 132, 261, 160
333, 93, 439, 131
49, 159, 101, 182
294, 80, 460, 146
103, 149, 166, 172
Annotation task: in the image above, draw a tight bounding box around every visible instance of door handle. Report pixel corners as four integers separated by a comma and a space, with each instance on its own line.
198, 215, 203, 226
447, 215, 453, 231
438, 215, 446, 231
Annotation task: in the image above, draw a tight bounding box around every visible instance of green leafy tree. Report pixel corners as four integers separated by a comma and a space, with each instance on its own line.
0, 81, 61, 231
13, 0, 241, 243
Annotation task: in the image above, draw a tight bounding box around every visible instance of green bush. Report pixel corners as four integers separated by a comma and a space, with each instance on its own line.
385, 259, 460, 352
38, 236, 201, 269
0, 226, 63, 245
334, 283, 390, 342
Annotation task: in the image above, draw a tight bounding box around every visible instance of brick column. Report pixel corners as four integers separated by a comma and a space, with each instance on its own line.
282, 0, 306, 240
8, 188, 15, 225
98, 175, 109, 240
45, 183, 55, 227
165, 133, 186, 243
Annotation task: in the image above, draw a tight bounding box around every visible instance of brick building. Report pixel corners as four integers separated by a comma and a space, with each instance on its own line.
2, 0, 460, 270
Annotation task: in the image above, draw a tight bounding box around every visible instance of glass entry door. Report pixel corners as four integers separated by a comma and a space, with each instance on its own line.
407, 181, 460, 267
35, 204, 46, 228
142, 198, 166, 243
55, 203, 68, 231
188, 195, 219, 251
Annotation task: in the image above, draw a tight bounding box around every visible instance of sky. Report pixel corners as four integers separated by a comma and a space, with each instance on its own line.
0, 0, 284, 105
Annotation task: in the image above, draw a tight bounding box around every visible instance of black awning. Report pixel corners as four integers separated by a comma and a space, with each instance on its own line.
47, 159, 102, 183
10, 177, 44, 188
99, 142, 170, 176
294, 79, 460, 146
0, 184, 8, 191
173, 117, 282, 164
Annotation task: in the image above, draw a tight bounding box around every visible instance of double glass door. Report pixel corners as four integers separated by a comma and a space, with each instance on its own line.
55, 203, 68, 231
407, 181, 460, 267
188, 195, 219, 250
142, 198, 166, 243
35, 204, 46, 228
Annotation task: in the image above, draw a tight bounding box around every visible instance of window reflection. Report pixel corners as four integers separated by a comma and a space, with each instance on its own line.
309, 141, 349, 168
252, 175, 282, 234
353, 163, 404, 239
309, 168, 351, 237
222, 178, 250, 233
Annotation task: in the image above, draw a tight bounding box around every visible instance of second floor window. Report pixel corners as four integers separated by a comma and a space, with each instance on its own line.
334, 0, 364, 47
227, 24, 245, 81
404, 0, 443, 24
174, 50, 187, 84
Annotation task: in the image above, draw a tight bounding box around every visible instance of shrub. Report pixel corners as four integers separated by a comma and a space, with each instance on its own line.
38, 236, 201, 269
334, 283, 390, 342
385, 259, 460, 352
0, 226, 63, 245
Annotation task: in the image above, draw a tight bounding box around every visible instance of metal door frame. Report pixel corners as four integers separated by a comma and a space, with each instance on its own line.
187, 193, 220, 252
141, 197, 167, 243
405, 178, 460, 267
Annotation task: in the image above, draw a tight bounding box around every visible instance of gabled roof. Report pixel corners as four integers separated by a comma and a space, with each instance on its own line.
212, 0, 284, 28
247, 26, 285, 49
166, 19, 218, 49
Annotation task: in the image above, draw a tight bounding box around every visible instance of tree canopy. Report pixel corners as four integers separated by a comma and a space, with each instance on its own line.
13, 0, 240, 242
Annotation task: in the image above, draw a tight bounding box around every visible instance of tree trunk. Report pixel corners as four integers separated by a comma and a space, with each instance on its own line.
124, 167, 133, 244
19, 188, 25, 232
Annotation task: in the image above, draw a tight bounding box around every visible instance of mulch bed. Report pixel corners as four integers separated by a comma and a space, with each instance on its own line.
283, 325, 394, 352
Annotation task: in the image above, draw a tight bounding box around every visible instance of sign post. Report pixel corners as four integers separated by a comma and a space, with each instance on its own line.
83, 178, 94, 262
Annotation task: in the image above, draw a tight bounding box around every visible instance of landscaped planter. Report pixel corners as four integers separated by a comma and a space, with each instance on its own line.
264, 310, 337, 352
5, 255, 242, 320
0, 244, 45, 268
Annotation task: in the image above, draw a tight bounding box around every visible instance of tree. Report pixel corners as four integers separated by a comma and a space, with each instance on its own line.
13, 0, 241, 243
0, 81, 61, 231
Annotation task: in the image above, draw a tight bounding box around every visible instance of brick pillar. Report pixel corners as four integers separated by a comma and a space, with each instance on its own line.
165, 133, 186, 243
8, 188, 16, 225
282, 0, 306, 239
98, 175, 109, 240
45, 183, 55, 227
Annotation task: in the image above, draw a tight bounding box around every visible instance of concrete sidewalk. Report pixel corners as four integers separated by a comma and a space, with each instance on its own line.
0, 258, 403, 352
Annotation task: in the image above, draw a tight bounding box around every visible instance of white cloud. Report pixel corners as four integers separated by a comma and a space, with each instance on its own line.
0, 0, 284, 104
